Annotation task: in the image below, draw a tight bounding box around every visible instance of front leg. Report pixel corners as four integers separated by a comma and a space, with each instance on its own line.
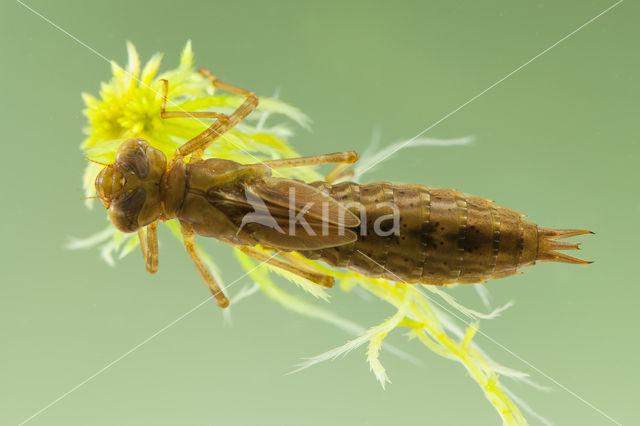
137, 221, 159, 274
166, 69, 259, 160
159, 78, 230, 161
198, 68, 259, 131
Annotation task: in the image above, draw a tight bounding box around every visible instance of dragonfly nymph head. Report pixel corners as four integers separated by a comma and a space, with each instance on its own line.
95, 138, 167, 233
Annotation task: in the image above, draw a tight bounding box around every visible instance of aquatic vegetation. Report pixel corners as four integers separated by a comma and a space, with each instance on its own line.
72, 41, 547, 425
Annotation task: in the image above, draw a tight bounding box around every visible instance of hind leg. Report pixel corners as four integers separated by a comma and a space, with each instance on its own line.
236, 246, 334, 288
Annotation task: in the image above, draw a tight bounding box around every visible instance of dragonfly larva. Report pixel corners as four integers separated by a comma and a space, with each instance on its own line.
93, 68, 591, 308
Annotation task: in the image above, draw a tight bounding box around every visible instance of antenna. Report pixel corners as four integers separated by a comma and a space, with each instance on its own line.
86, 157, 109, 166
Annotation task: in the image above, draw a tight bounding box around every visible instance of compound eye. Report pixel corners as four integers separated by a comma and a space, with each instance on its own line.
116, 138, 150, 178
108, 186, 147, 232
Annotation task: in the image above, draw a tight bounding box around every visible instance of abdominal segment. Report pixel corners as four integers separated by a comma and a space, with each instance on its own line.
297, 182, 588, 285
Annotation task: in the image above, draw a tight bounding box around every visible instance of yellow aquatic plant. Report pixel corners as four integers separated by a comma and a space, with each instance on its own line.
72, 41, 546, 425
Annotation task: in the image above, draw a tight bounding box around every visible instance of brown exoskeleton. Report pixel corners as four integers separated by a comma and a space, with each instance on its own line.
94, 68, 591, 308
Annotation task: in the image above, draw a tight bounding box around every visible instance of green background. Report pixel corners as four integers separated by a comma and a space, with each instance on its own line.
1, 0, 638, 424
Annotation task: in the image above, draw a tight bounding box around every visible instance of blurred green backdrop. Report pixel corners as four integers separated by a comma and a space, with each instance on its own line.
1, 0, 638, 425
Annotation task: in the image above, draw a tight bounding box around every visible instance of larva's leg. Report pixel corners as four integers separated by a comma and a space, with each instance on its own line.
172, 69, 259, 159
137, 222, 159, 273
137, 229, 147, 261
236, 245, 334, 288
160, 79, 229, 121
145, 222, 159, 273
325, 163, 355, 183
277, 251, 334, 278
199, 68, 259, 130
181, 226, 229, 308
159, 78, 230, 161
256, 151, 359, 171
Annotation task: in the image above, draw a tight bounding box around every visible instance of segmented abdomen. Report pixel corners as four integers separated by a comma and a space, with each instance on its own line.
297, 182, 545, 285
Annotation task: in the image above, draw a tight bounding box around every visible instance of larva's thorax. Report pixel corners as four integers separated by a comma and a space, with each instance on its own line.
297, 182, 585, 285
169, 158, 265, 245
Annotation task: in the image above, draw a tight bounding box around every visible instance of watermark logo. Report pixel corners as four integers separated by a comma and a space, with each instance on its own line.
237, 187, 400, 238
